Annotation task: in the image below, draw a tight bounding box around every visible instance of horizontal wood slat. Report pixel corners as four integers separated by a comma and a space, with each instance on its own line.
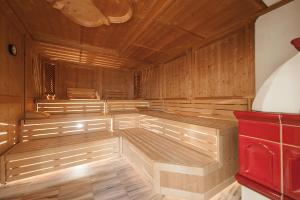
21, 116, 111, 141
147, 97, 252, 120
67, 88, 98, 99
37, 100, 105, 114
3, 132, 120, 183
139, 116, 218, 159
107, 100, 149, 113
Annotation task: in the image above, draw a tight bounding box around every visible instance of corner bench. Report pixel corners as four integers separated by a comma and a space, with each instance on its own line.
0, 115, 120, 184
115, 112, 238, 200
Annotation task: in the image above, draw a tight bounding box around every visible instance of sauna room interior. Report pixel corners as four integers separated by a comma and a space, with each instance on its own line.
0, 0, 299, 200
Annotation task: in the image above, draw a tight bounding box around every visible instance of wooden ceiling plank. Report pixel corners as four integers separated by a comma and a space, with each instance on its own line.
118, 0, 174, 54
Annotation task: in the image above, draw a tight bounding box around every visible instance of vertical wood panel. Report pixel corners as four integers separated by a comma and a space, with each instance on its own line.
193, 26, 255, 97
53, 62, 134, 100
139, 24, 255, 100
0, 9, 26, 154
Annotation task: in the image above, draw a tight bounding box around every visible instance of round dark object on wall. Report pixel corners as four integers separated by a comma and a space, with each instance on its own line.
8, 44, 17, 56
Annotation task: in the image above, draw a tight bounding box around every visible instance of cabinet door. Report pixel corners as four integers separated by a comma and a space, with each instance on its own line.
283, 145, 300, 200
239, 135, 281, 192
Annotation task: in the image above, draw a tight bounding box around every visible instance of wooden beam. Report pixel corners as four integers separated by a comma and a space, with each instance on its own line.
251, 0, 294, 18
248, 0, 268, 9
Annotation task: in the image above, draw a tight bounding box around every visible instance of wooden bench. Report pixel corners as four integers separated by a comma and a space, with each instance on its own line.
21, 115, 111, 141
103, 90, 128, 99
106, 100, 149, 114
147, 97, 253, 120
67, 88, 98, 99
37, 100, 105, 115
114, 113, 238, 200
0, 115, 119, 184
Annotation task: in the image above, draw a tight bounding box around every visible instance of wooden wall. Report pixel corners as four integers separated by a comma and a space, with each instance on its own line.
139, 24, 255, 100
54, 62, 134, 100
0, 9, 24, 154
0, 3, 39, 154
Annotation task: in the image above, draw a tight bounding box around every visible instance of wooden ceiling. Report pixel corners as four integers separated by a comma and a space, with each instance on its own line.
5, 0, 282, 68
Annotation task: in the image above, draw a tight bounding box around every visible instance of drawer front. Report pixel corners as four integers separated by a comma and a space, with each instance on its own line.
283, 145, 300, 200
239, 135, 281, 192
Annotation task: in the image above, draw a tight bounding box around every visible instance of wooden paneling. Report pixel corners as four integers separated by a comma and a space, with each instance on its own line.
140, 66, 162, 100
163, 55, 192, 99
53, 62, 134, 100
139, 25, 255, 101
193, 26, 255, 97
0, 7, 26, 154
102, 69, 134, 100
5, 0, 276, 65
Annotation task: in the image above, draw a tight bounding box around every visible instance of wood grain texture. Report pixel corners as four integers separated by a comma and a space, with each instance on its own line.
144, 97, 252, 120
0, 8, 25, 154
121, 127, 238, 200
5, 0, 271, 65
37, 100, 105, 115
0, 158, 162, 200
139, 25, 255, 101
21, 115, 111, 141
3, 131, 120, 182
51, 61, 134, 100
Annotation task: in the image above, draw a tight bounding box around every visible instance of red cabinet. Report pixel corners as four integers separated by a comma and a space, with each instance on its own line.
235, 111, 300, 200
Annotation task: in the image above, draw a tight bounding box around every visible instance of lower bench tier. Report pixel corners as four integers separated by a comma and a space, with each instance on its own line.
122, 136, 237, 200
1, 133, 120, 183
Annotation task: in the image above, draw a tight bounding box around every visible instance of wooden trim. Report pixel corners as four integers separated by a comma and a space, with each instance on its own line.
251, 0, 294, 19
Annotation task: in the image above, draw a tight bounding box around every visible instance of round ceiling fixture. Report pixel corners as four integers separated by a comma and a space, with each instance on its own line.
8, 44, 17, 56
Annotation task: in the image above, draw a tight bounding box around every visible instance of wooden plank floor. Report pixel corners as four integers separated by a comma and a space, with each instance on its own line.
0, 158, 241, 200
0, 158, 161, 200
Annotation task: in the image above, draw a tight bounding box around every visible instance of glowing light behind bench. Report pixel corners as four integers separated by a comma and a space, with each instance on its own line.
0, 123, 17, 154
37, 101, 105, 114
21, 118, 110, 141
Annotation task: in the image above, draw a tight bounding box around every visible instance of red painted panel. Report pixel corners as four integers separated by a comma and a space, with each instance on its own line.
283, 114, 300, 147
283, 126, 300, 147
283, 145, 300, 200
282, 114, 300, 126
239, 135, 281, 192
235, 111, 281, 142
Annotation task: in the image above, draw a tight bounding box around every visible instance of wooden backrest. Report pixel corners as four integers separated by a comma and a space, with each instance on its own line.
21, 115, 111, 142
67, 88, 98, 99
113, 114, 141, 130
103, 90, 128, 99
148, 97, 252, 120
106, 100, 149, 113
37, 100, 105, 114
0, 123, 17, 155
139, 115, 219, 160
